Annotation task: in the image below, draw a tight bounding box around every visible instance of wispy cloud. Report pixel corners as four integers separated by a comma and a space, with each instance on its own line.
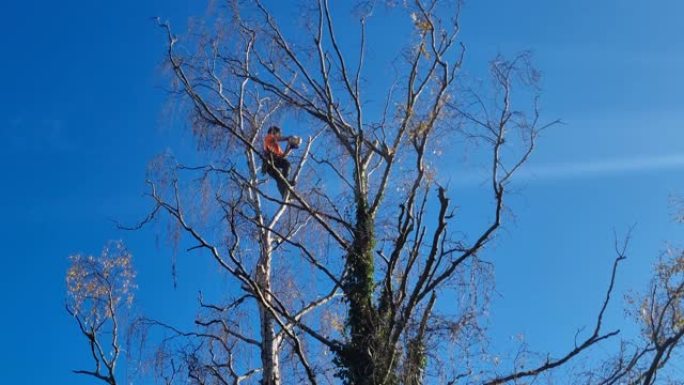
451, 153, 684, 186
519, 154, 684, 181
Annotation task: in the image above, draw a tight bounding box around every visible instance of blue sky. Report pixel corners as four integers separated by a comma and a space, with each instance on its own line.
1, 0, 683, 383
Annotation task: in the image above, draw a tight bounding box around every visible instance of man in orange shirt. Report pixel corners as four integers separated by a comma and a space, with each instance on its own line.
263, 126, 293, 199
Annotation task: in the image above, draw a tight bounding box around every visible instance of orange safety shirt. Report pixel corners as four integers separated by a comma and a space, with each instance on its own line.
264, 133, 284, 157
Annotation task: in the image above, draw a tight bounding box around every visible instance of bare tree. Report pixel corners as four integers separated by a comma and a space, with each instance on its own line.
66, 1, 684, 385
129, 1, 629, 384
579, 236, 684, 385
65, 241, 135, 385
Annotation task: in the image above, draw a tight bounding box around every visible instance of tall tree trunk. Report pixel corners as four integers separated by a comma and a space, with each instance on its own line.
341, 198, 395, 385
256, 233, 280, 385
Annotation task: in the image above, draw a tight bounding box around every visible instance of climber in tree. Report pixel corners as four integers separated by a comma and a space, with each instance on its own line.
263, 126, 300, 199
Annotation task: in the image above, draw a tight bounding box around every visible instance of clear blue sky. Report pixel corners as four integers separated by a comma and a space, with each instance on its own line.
1, 0, 683, 383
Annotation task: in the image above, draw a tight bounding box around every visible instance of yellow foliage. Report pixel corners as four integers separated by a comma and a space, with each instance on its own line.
65, 242, 136, 324
410, 12, 433, 33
